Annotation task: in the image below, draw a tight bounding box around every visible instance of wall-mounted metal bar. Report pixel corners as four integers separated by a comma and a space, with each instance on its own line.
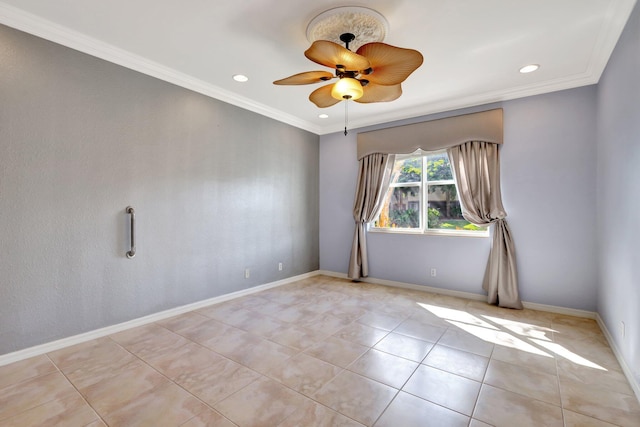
126, 206, 136, 258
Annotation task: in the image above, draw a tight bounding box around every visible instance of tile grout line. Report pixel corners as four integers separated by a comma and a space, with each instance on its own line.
553, 331, 567, 427
44, 352, 109, 427
404, 325, 483, 422
467, 331, 496, 425
153, 282, 631, 425
366, 330, 433, 427
3, 276, 634, 426
104, 332, 245, 425
153, 312, 363, 426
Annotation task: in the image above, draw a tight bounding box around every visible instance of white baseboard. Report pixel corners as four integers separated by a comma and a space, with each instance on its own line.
319, 270, 487, 302
4, 267, 630, 401
0, 271, 320, 367
319, 270, 596, 319
596, 314, 640, 403
520, 301, 596, 319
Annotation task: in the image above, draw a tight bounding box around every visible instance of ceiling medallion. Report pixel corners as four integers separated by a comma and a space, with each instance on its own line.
306, 6, 389, 52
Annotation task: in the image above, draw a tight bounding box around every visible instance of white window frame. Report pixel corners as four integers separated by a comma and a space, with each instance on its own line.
370, 150, 489, 238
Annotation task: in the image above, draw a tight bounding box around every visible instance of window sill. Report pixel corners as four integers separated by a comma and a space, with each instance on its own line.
368, 227, 489, 238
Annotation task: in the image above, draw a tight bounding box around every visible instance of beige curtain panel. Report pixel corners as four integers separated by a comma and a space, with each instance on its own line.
348, 153, 395, 280
447, 141, 522, 309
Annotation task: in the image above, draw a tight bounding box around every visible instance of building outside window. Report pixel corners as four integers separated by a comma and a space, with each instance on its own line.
372, 150, 488, 236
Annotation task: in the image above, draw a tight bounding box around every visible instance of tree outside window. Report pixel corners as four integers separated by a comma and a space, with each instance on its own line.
374, 151, 487, 235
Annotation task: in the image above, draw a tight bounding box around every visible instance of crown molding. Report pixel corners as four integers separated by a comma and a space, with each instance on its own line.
586, 0, 638, 81
0, 2, 322, 135
1, 0, 635, 136
321, 70, 602, 135
317, 0, 636, 135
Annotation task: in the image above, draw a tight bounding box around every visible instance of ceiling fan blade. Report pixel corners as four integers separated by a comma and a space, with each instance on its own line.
273, 71, 335, 85
309, 84, 341, 108
356, 43, 423, 85
305, 40, 371, 71
355, 83, 403, 103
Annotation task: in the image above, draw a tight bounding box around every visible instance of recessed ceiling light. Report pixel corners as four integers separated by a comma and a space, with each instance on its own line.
519, 64, 539, 74
318, 114, 329, 119
233, 74, 249, 82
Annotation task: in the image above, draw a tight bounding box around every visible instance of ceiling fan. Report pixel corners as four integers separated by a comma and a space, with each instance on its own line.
273, 32, 423, 108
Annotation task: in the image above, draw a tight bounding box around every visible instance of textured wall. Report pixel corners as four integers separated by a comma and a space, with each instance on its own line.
0, 24, 319, 355
320, 86, 598, 311
596, 1, 640, 387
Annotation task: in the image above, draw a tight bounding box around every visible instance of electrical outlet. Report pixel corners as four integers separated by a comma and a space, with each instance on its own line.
430, 268, 437, 277
278, 262, 283, 271
244, 268, 250, 279
621, 321, 626, 338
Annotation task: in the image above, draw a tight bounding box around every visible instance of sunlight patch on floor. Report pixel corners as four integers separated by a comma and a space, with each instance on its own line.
418, 303, 498, 329
448, 320, 552, 357
482, 315, 554, 342
533, 339, 607, 370
418, 302, 607, 371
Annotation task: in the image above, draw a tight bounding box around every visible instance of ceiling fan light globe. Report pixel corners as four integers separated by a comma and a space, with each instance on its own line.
331, 77, 363, 100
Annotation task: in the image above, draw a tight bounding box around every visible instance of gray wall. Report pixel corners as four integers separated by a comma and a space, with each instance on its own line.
320, 86, 598, 311
0, 24, 319, 355
597, 2, 639, 387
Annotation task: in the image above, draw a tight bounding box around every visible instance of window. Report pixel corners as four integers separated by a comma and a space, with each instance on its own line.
372, 150, 488, 236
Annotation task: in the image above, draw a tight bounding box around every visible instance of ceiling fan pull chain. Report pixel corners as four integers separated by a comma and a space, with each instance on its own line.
344, 100, 349, 136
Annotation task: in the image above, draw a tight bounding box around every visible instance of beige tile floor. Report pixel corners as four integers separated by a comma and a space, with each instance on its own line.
1, 275, 639, 426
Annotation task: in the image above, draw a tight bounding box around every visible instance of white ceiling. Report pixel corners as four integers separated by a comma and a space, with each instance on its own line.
0, 0, 636, 135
